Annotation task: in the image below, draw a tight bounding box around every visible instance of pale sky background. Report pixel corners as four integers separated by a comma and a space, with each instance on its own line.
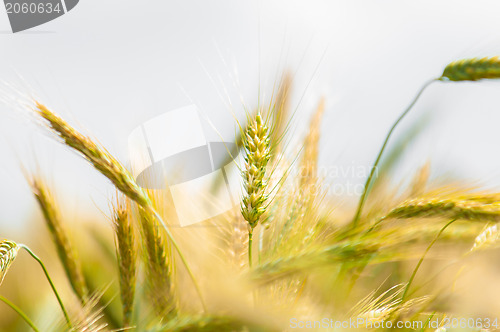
1, 0, 500, 236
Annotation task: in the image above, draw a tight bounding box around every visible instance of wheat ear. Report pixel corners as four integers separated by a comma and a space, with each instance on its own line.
469, 224, 500, 253
0, 240, 19, 286
138, 207, 177, 318
385, 195, 500, 222
30, 178, 88, 303
112, 198, 137, 327
441, 56, 500, 81
241, 112, 271, 267
33, 102, 206, 311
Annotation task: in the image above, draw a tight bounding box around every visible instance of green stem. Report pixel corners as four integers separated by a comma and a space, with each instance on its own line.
0, 295, 40, 332
351, 78, 438, 228
248, 229, 253, 268
19, 245, 72, 328
402, 218, 456, 301
150, 209, 207, 312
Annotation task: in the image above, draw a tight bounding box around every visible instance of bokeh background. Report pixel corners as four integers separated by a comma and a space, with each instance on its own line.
1, 0, 500, 239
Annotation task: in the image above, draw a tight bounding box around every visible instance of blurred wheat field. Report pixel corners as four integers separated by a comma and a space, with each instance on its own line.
1, 59, 500, 331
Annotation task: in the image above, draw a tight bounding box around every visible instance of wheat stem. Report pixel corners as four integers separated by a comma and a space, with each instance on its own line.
19, 245, 71, 328
351, 78, 438, 228
0, 295, 40, 332
401, 218, 456, 301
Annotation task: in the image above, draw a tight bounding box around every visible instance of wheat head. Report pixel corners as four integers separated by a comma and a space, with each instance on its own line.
441, 56, 500, 82
385, 194, 500, 222
35, 102, 150, 209
0, 240, 19, 286
112, 198, 137, 327
30, 177, 88, 303
138, 207, 177, 318
241, 112, 272, 230
470, 224, 500, 253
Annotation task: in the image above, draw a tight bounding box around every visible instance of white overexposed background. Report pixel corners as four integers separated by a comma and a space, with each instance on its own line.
1, 0, 500, 236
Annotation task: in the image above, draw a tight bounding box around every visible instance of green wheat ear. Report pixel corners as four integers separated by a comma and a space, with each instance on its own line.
441, 56, 500, 81
0, 240, 20, 285
241, 112, 272, 268
241, 112, 272, 229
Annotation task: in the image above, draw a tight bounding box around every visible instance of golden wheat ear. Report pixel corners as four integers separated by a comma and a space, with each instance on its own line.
29, 177, 88, 304
441, 56, 500, 81
241, 112, 272, 268
112, 198, 137, 328
384, 194, 500, 222
470, 224, 500, 253
0, 240, 20, 285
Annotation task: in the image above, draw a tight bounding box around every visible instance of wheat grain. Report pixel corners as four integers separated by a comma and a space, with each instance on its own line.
30, 177, 88, 303
112, 198, 136, 327
441, 57, 500, 82
0, 240, 19, 285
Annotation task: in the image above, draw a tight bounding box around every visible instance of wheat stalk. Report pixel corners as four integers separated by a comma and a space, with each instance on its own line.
0, 239, 71, 327
351, 78, 437, 228
241, 112, 272, 267
440, 56, 500, 81
385, 195, 500, 222
33, 101, 206, 310
352, 56, 500, 228
402, 219, 456, 301
112, 198, 137, 328
0, 295, 40, 332
30, 177, 88, 303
